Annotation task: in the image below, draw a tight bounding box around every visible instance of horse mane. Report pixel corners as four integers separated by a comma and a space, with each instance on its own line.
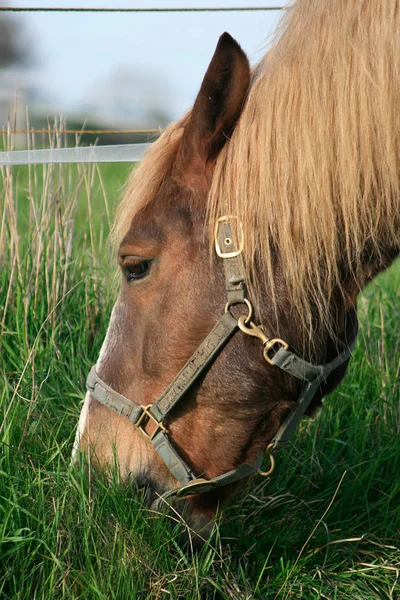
116, 0, 400, 334
209, 0, 400, 332
112, 117, 187, 244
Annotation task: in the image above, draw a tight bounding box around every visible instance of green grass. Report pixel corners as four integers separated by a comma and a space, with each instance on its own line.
1, 136, 399, 599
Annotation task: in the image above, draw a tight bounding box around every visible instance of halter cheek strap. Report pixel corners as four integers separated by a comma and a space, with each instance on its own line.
87, 309, 239, 487
85, 216, 358, 500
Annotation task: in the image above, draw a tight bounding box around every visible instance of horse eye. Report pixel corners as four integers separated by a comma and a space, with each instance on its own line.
123, 259, 152, 282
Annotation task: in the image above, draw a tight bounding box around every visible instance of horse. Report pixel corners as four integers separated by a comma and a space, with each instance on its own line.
73, 0, 400, 544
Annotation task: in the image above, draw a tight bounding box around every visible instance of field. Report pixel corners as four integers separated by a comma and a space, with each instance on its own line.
0, 136, 399, 599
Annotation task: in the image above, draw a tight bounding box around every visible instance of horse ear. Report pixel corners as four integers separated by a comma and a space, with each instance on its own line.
178, 32, 250, 172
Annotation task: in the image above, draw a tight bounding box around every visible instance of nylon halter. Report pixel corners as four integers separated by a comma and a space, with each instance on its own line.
86, 216, 357, 501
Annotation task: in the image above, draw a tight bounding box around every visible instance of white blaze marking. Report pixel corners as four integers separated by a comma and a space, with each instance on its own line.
71, 391, 91, 462
71, 303, 118, 462
96, 302, 119, 369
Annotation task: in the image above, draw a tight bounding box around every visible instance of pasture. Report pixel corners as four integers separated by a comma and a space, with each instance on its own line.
0, 143, 399, 599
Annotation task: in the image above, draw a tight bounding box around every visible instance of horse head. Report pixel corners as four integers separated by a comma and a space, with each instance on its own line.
74, 1, 400, 545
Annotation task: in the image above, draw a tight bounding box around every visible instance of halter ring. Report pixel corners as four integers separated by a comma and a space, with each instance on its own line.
225, 297, 253, 324
257, 443, 275, 477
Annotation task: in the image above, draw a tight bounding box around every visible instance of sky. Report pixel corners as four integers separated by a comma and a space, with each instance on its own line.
7, 1, 284, 125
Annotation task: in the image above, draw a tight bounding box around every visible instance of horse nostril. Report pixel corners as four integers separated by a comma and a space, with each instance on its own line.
145, 485, 160, 509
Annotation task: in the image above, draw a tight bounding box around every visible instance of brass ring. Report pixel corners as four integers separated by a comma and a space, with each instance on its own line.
257, 443, 275, 477
225, 297, 253, 324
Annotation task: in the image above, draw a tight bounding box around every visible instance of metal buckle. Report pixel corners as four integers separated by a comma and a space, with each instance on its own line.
176, 478, 210, 497
136, 405, 167, 441
214, 215, 244, 258
263, 339, 289, 365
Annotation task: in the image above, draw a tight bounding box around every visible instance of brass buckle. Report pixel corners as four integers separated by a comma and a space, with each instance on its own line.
263, 339, 289, 365
214, 215, 244, 258
136, 405, 167, 441
176, 478, 210, 497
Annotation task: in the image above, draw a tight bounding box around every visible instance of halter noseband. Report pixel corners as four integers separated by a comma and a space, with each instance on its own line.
86, 216, 357, 502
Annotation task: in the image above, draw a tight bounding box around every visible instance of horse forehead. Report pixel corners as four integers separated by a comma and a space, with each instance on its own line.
121, 213, 164, 248
121, 188, 200, 251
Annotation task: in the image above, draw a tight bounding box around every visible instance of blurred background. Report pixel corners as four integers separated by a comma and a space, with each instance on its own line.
0, 0, 282, 145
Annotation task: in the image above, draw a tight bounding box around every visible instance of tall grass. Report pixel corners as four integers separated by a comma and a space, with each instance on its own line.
0, 128, 399, 599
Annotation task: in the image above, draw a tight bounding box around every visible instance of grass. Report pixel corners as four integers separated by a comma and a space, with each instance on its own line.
0, 130, 399, 599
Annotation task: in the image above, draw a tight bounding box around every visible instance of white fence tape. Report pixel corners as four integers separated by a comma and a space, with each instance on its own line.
0, 143, 150, 166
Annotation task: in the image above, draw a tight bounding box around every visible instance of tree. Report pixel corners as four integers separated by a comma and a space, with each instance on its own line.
0, 15, 27, 69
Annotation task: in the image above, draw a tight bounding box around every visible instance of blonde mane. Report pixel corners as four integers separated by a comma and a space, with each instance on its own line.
209, 0, 400, 329
116, 0, 400, 332
113, 118, 186, 244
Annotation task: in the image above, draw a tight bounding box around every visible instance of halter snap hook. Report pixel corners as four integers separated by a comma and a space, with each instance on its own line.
238, 317, 288, 365
238, 316, 269, 344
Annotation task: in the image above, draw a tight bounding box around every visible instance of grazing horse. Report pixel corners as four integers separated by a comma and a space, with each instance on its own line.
73, 0, 400, 542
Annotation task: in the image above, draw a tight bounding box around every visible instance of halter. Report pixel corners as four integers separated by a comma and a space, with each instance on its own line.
86, 216, 357, 502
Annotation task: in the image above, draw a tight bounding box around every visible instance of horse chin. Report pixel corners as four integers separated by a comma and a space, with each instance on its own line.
149, 495, 216, 550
